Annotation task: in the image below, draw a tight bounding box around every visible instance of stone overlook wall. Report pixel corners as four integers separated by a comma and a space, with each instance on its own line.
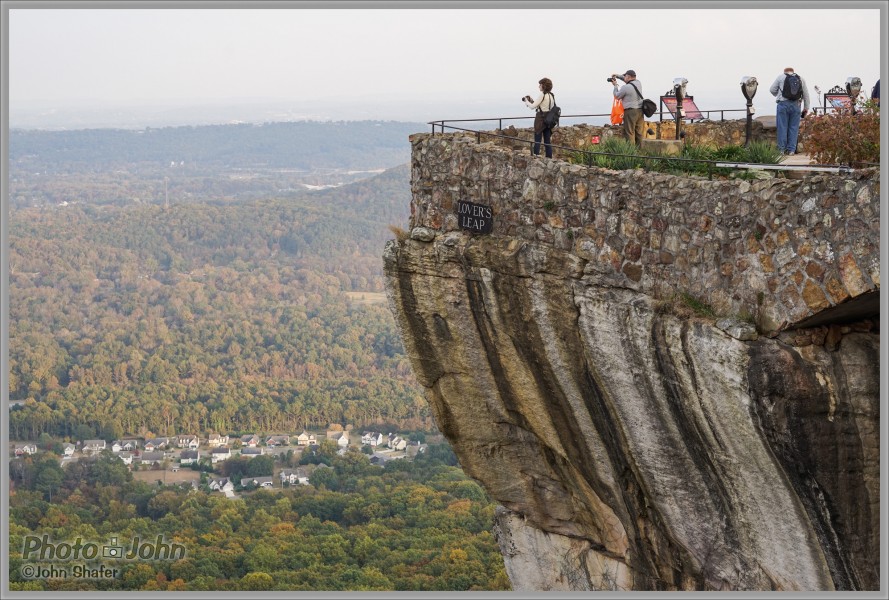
408, 126, 879, 332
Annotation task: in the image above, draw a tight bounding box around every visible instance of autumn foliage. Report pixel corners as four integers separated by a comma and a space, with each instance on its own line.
801, 100, 880, 166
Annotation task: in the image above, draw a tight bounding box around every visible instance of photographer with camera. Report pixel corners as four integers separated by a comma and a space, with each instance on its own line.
523, 77, 555, 158
611, 69, 645, 147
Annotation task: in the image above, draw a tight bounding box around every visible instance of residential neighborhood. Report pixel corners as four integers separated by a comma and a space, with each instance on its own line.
10, 426, 429, 498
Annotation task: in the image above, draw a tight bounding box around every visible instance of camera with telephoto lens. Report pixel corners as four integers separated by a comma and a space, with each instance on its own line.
607, 75, 625, 83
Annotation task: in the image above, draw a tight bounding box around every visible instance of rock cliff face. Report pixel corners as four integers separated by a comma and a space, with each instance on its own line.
383, 232, 880, 592
384, 129, 880, 591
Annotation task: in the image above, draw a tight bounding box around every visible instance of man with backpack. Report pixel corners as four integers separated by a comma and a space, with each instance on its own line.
769, 67, 811, 155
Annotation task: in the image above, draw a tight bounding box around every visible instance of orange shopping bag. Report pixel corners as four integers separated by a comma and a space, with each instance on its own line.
611, 98, 624, 125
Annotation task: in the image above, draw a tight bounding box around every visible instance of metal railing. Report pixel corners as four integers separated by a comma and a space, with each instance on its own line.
428, 108, 747, 135
424, 116, 855, 178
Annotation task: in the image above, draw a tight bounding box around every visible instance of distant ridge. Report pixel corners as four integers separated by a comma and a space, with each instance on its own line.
9, 121, 427, 172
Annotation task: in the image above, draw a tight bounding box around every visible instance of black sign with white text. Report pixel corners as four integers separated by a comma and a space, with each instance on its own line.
457, 200, 493, 234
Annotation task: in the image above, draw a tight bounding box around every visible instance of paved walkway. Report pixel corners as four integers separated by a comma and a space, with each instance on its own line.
780, 153, 812, 165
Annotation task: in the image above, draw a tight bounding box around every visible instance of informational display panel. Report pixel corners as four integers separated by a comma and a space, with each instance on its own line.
825, 94, 853, 110
659, 96, 704, 120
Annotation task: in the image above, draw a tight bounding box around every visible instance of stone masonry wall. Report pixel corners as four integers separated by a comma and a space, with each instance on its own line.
408, 127, 879, 332
486, 119, 768, 160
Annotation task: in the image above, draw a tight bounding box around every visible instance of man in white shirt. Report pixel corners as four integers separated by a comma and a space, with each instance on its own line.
769, 67, 811, 155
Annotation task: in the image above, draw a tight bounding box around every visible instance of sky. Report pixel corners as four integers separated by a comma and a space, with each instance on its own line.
4, 3, 887, 128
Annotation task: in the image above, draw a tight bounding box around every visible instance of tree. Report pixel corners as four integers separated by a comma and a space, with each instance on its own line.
309, 466, 339, 491
239, 572, 274, 591
88, 453, 131, 486
73, 424, 94, 443
244, 455, 274, 477
34, 463, 63, 501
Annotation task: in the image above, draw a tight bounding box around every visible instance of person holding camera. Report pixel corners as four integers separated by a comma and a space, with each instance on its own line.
611, 70, 645, 147
523, 77, 555, 158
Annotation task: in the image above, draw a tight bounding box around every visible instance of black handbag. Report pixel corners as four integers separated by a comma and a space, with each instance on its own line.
541, 93, 561, 129
628, 82, 657, 118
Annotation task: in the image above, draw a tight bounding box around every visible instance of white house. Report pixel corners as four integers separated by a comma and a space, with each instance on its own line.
208, 477, 234, 493
241, 447, 264, 458
118, 452, 134, 466
265, 435, 290, 447
113, 439, 138, 452
207, 434, 229, 448
144, 438, 170, 452
361, 432, 384, 447
180, 450, 200, 465
388, 436, 407, 451
62, 443, 75, 457
240, 434, 259, 447
245, 476, 275, 488
177, 435, 200, 449
82, 439, 106, 454
210, 447, 231, 464
14, 443, 37, 456
296, 431, 317, 446
140, 451, 165, 465
330, 432, 349, 448
279, 468, 310, 486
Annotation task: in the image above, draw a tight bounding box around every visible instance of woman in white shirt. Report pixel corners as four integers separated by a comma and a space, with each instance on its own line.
523, 77, 555, 158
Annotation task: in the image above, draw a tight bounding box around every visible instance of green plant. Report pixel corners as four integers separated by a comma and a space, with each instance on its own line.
800, 102, 880, 166
568, 136, 782, 177
711, 145, 748, 162
679, 142, 726, 177
679, 292, 716, 318
570, 136, 643, 170
544, 201, 555, 210
744, 140, 783, 164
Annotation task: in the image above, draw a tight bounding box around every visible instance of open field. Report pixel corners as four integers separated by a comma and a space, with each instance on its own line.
132, 469, 201, 485
345, 291, 387, 305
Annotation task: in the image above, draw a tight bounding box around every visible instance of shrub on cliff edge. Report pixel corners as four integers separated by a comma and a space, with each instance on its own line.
800, 100, 880, 166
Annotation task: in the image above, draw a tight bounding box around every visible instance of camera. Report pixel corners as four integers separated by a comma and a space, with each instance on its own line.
103, 538, 124, 559
607, 75, 624, 83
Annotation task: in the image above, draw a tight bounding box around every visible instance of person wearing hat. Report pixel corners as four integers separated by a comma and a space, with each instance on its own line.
611, 69, 645, 147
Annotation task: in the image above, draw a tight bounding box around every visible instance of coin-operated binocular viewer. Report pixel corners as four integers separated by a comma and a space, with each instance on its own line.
740, 76, 758, 146
846, 76, 862, 114
673, 77, 688, 140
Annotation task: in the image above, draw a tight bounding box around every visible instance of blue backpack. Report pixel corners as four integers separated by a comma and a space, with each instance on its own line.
782, 73, 803, 101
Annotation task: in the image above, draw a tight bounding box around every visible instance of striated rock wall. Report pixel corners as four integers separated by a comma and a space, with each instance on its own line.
383, 234, 879, 591
384, 128, 880, 591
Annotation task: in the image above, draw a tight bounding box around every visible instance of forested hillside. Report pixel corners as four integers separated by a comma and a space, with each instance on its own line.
10, 444, 510, 591
7, 120, 512, 592
8, 164, 422, 439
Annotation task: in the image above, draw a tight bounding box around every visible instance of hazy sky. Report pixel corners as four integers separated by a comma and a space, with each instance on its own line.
6, 3, 886, 126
